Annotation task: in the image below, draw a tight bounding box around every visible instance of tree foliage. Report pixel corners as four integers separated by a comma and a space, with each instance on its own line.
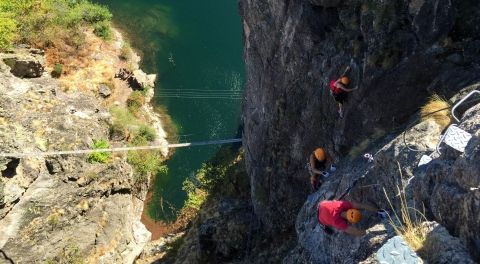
0, 16, 16, 51
87, 138, 110, 163
0, 0, 112, 48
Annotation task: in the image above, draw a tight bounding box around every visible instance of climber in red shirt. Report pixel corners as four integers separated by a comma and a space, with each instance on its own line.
318, 200, 385, 236
329, 66, 358, 118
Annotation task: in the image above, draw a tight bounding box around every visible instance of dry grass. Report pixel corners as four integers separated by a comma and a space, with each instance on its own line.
383, 163, 428, 251
383, 163, 427, 251
421, 94, 451, 129
384, 186, 428, 251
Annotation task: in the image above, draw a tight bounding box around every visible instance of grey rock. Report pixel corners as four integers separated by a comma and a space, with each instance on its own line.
2, 55, 44, 78
411, 103, 480, 260
98, 83, 112, 98
29, 48, 45, 56
115, 68, 156, 90
418, 222, 476, 264
412, 0, 454, 44
446, 53, 463, 64
0, 49, 151, 264
239, 0, 480, 236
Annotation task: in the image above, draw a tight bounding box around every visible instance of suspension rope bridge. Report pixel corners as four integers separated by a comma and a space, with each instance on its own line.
0, 138, 242, 158
152, 89, 244, 99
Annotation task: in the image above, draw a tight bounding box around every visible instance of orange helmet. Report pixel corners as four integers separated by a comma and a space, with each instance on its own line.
346, 209, 362, 223
314, 148, 326, 162
340, 76, 350, 85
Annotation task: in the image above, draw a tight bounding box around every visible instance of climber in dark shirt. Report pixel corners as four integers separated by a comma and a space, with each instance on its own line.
309, 148, 336, 191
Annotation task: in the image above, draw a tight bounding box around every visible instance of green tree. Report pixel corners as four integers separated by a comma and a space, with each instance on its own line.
0, 16, 16, 51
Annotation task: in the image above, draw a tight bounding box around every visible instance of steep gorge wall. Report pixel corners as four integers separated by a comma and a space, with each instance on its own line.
0, 39, 160, 263
240, 0, 480, 233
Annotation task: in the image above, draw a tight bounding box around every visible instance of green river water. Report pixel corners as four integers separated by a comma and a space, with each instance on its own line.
94, 0, 244, 220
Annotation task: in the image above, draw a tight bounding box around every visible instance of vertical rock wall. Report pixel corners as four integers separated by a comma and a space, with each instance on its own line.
240, 0, 480, 232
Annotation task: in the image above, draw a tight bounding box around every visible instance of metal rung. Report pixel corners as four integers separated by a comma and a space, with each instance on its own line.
451, 90, 480, 122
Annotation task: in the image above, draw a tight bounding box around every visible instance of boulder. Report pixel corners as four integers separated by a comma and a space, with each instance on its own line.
418, 222, 476, 264
133, 70, 156, 89
2, 55, 44, 78
115, 68, 156, 90
98, 83, 112, 98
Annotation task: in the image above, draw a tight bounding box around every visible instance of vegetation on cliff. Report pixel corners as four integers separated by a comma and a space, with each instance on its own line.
182, 146, 245, 211
0, 0, 112, 51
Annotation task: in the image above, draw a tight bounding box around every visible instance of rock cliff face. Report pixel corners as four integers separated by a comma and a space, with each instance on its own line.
135, 1, 480, 263
168, 87, 480, 264
239, 0, 480, 235
0, 49, 151, 263
288, 86, 479, 263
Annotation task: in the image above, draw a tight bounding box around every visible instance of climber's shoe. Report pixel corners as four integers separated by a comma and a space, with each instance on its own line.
329, 165, 337, 172
376, 209, 388, 219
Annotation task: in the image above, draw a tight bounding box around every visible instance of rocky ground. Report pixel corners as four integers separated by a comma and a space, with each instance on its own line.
0, 29, 166, 263
288, 85, 480, 263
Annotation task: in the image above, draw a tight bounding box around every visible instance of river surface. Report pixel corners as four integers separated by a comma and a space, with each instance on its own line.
94, 0, 244, 220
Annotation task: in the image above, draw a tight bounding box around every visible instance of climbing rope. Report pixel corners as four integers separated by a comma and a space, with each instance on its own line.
0, 249, 14, 264
337, 91, 480, 198
0, 138, 242, 158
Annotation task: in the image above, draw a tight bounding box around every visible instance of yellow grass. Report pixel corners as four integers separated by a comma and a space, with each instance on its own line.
421, 94, 451, 129
382, 163, 428, 251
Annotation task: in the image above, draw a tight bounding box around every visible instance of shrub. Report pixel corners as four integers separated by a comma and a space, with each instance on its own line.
181, 147, 245, 212
110, 106, 140, 127
182, 178, 207, 210
87, 139, 110, 163
137, 125, 156, 142
127, 136, 164, 183
0, 16, 16, 51
66, 29, 86, 49
46, 245, 84, 264
93, 21, 112, 40
0, 0, 112, 49
51, 63, 63, 78
109, 122, 127, 141
76, 2, 112, 24
127, 91, 145, 114
119, 43, 132, 61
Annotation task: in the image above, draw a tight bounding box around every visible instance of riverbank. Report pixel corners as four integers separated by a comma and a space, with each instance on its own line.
0, 1, 177, 261
47, 23, 176, 243
44, 27, 169, 156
